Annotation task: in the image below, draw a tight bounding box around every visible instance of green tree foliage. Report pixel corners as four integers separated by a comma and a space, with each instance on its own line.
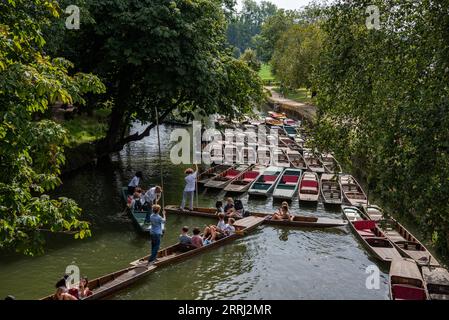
0, 0, 105, 255
271, 23, 323, 90
50, 0, 264, 156
239, 48, 261, 72
227, 0, 277, 55
314, 0, 449, 253
253, 9, 299, 62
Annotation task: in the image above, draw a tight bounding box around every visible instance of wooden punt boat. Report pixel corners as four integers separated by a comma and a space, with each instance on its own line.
320, 174, 342, 205
378, 217, 439, 267
223, 165, 266, 193
129, 216, 265, 268
298, 172, 320, 202
265, 117, 283, 126
204, 164, 252, 189
41, 216, 265, 300
361, 204, 439, 267
284, 118, 300, 127
163, 205, 348, 229
320, 153, 342, 173
267, 125, 287, 138
287, 149, 307, 170
248, 166, 284, 196
271, 148, 290, 167
121, 187, 152, 234
339, 174, 368, 207
302, 149, 325, 173
389, 258, 429, 300
279, 137, 302, 151
272, 168, 302, 200
341, 206, 402, 263
197, 164, 232, 186
41, 264, 158, 300
268, 111, 287, 119
361, 204, 384, 221
283, 125, 297, 138
422, 266, 449, 300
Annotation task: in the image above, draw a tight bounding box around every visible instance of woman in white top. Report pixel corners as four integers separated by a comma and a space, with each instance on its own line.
127, 171, 143, 194
180, 164, 198, 211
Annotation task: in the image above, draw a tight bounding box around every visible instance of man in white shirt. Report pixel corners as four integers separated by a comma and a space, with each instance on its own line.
180, 164, 198, 211
127, 171, 143, 194
144, 186, 162, 223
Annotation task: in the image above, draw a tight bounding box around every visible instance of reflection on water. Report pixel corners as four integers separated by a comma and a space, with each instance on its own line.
0, 124, 389, 299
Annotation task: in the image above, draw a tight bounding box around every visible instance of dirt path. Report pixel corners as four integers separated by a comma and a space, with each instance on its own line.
265, 86, 317, 122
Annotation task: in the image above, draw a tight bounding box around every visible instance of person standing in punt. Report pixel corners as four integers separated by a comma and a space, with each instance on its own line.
143, 185, 162, 223
148, 204, 165, 265
128, 171, 143, 194
180, 164, 198, 211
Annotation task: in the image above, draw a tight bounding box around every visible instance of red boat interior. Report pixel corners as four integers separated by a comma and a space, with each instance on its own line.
391, 284, 427, 300
282, 175, 299, 185
353, 220, 377, 237
263, 175, 277, 183
225, 169, 240, 179
242, 171, 259, 182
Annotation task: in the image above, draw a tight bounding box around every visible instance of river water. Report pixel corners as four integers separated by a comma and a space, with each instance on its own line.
0, 123, 390, 299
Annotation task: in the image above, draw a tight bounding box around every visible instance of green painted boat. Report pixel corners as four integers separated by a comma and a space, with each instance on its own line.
121, 187, 153, 234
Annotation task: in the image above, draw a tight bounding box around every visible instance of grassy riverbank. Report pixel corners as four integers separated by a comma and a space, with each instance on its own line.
59, 108, 110, 147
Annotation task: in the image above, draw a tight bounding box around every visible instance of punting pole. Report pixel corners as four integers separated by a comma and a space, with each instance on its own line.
155, 107, 165, 210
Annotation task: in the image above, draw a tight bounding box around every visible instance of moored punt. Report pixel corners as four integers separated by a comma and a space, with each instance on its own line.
339, 174, 368, 207
389, 258, 428, 300
284, 118, 300, 127
204, 164, 252, 189
163, 205, 348, 229
268, 111, 287, 119
121, 187, 152, 234
41, 264, 158, 300
197, 164, 232, 186
271, 148, 290, 167
422, 266, 449, 300
302, 149, 325, 173
265, 117, 283, 126
283, 125, 297, 138
248, 166, 284, 196
361, 204, 384, 221
287, 149, 307, 170
129, 216, 266, 268
223, 165, 267, 193
377, 217, 439, 267
279, 137, 302, 151
272, 168, 302, 200
341, 206, 402, 263
257, 146, 272, 166
320, 174, 342, 205
298, 172, 320, 202
320, 153, 342, 173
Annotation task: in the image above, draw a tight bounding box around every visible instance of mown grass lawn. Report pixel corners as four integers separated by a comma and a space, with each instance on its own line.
272, 87, 316, 105
258, 63, 275, 83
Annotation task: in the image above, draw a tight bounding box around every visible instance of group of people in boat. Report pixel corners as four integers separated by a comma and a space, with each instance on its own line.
52, 274, 92, 300
126, 166, 296, 267
178, 214, 236, 250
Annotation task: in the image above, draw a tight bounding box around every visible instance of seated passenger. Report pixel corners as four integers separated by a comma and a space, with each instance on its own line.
215, 201, 224, 215
202, 226, 216, 245
78, 277, 92, 299
179, 226, 192, 245
54, 287, 77, 300
227, 199, 244, 218
191, 228, 203, 248
223, 197, 234, 215
272, 201, 294, 221
223, 218, 236, 236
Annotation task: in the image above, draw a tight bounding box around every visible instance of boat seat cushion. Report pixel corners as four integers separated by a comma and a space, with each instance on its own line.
263, 175, 277, 182
244, 171, 259, 180
392, 284, 427, 300
226, 169, 240, 178
283, 175, 299, 184
353, 220, 376, 231
301, 180, 318, 188
358, 229, 375, 237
